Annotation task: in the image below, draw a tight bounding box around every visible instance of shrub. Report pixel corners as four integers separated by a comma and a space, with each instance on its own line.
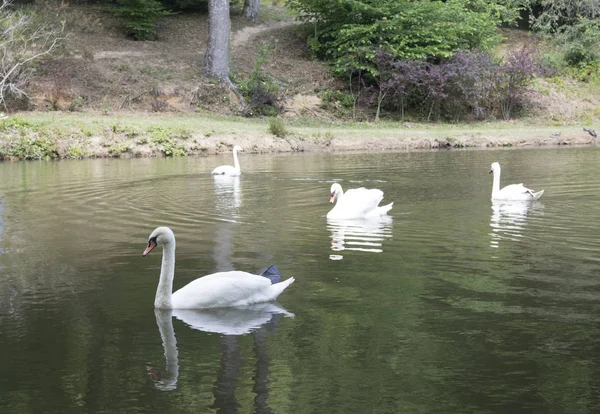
367, 48, 543, 121
112, 0, 170, 41
289, 0, 511, 80
237, 44, 284, 117
268, 118, 288, 138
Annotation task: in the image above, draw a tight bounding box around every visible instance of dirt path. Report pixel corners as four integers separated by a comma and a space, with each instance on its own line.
232, 20, 299, 49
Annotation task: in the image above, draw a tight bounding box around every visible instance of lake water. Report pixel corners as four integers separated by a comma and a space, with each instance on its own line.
0, 147, 599, 413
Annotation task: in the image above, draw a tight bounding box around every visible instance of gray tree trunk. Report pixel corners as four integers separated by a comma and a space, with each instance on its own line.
204, 0, 231, 82
243, 0, 260, 22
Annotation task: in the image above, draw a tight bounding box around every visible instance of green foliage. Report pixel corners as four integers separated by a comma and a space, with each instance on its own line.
320, 90, 355, 117
525, 0, 600, 34
112, 0, 170, 40
268, 118, 288, 137
65, 143, 88, 159
557, 18, 600, 71
148, 126, 186, 156
288, 0, 510, 79
524, 1, 600, 77
0, 117, 34, 132
236, 44, 283, 117
1, 135, 58, 160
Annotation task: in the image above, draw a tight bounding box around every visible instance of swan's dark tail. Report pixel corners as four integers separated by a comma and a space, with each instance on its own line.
260, 265, 282, 284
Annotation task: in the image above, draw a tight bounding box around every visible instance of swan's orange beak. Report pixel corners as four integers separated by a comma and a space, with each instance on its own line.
329, 193, 336, 203
143, 240, 157, 257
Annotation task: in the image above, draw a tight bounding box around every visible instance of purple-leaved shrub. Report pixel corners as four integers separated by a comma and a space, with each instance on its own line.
370, 48, 543, 121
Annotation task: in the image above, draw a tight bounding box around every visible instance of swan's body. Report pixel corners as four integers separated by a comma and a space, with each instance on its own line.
143, 227, 294, 309
489, 162, 544, 201
211, 145, 243, 176
327, 183, 393, 219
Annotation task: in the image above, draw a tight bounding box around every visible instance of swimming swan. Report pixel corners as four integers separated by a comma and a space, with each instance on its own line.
142, 227, 294, 309
489, 162, 544, 201
212, 145, 243, 176
327, 183, 393, 219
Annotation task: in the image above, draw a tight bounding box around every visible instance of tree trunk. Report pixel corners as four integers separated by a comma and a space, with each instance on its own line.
243, 0, 260, 22
204, 0, 231, 82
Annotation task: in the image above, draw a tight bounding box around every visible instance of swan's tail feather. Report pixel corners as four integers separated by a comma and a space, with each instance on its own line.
268, 277, 295, 300
380, 202, 393, 215
529, 189, 544, 200
260, 264, 282, 284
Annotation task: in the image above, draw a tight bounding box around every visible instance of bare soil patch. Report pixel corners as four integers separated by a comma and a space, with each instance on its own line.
27, 5, 336, 118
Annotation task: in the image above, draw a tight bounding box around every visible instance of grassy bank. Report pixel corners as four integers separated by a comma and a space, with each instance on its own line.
0, 112, 597, 161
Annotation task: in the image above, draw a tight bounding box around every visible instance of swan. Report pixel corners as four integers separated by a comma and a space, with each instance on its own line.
489, 162, 544, 201
327, 183, 393, 219
142, 227, 295, 309
211, 145, 243, 176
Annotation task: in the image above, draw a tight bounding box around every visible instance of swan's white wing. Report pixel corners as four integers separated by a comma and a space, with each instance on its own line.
212, 165, 240, 176
172, 271, 273, 309
499, 183, 539, 197
328, 188, 387, 219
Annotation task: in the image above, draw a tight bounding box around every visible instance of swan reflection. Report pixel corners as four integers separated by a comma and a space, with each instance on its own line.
327, 216, 393, 260
489, 200, 543, 248
150, 304, 293, 394
213, 175, 241, 212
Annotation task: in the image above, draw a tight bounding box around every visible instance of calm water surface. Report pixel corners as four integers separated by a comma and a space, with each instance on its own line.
0, 147, 600, 413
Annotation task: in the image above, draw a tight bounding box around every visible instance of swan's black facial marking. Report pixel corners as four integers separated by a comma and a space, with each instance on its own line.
143, 236, 158, 257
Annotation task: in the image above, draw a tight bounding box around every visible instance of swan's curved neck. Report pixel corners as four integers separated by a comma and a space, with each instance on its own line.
336, 187, 344, 202
155, 241, 175, 309
233, 148, 240, 172
492, 168, 501, 196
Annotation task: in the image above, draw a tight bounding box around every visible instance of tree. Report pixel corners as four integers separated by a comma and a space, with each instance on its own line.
0, 0, 66, 109
204, 0, 231, 82
288, 0, 511, 79
243, 0, 261, 22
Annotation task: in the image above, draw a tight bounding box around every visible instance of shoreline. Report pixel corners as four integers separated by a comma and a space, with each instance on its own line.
0, 112, 597, 161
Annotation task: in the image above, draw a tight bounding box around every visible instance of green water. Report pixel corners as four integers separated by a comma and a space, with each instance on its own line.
0, 147, 599, 413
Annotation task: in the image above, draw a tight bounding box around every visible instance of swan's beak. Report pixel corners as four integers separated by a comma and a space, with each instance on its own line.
489, 169, 493, 174
329, 193, 336, 203
143, 240, 157, 257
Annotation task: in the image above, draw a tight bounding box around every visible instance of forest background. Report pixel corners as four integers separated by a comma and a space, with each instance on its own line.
0, 0, 599, 160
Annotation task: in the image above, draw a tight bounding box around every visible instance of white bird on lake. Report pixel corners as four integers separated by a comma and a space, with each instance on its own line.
327, 183, 393, 219
142, 227, 294, 309
211, 145, 243, 176
489, 161, 544, 201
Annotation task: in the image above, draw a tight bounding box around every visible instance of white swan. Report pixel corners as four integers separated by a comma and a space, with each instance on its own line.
489, 162, 544, 201
327, 183, 393, 219
142, 227, 295, 309
211, 145, 243, 176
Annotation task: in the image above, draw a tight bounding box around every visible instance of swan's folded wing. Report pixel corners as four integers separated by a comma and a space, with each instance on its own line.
338, 188, 385, 215
500, 183, 532, 194
172, 271, 273, 309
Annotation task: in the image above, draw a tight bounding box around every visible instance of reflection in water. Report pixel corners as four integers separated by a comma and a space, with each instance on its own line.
327, 216, 393, 260
213, 175, 241, 272
173, 303, 294, 335
150, 303, 293, 411
489, 200, 543, 248
149, 309, 179, 391
213, 175, 241, 212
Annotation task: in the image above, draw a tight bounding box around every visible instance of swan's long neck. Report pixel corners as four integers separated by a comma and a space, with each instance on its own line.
233, 148, 240, 173
492, 168, 501, 196
336, 187, 344, 202
155, 241, 175, 309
